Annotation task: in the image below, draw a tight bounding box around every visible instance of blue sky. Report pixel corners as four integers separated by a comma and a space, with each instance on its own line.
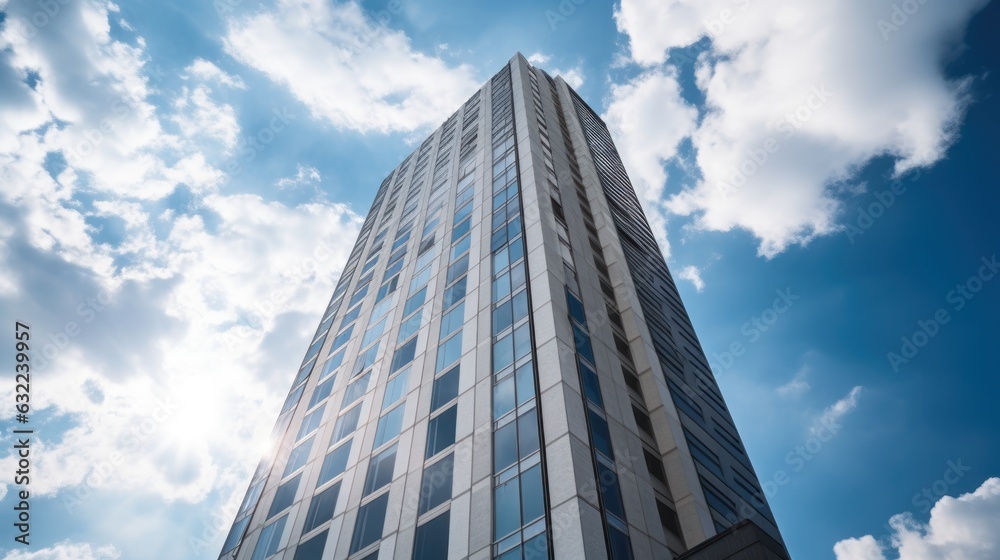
0, 0, 998, 559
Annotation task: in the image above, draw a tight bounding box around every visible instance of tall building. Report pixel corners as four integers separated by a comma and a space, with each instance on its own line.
220, 54, 790, 560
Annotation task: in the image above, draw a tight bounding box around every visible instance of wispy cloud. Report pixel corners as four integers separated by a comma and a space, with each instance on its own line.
811, 386, 862, 436
678, 265, 705, 291
777, 366, 811, 397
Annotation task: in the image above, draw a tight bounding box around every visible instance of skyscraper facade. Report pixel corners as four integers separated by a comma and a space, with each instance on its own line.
220, 54, 790, 560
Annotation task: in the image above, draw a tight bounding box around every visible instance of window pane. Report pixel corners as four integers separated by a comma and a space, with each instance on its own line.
446, 254, 469, 285
418, 453, 454, 514
440, 302, 465, 338
350, 493, 389, 554
515, 361, 535, 406
431, 366, 460, 411
410, 267, 432, 292
250, 514, 287, 560
363, 444, 397, 496
579, 361, 603, 408
513, 322, 531, 360
493, 300, 512, 334
589, 409, 614, 461
426, 405, 457, 458
303, 483, 340, 533
317, 440, 352, 486
512, 289, 529, 324
397, 308, 424, 344
597, 462, 626, 521
221, 514, 250, 553
608, 526, 633, 560
308, 376, 336, 409
413, 511, 451, 560
332, 405, 361, 443
293, 529, 328, 560
443, 276, 467, 309
493, 375, 515, 420
494, 420, 518, 472
493, 333, 513, 373
373, 405, 405, 448
494, 475, 520, 539
404, 287, 427, 317
282, 437, 314, 478
451, 232, 471, 260
391, 338, 418, 373
322, 349, 345, 377
520, 464, 544, 524
342, 372, 371, 410
382, 369, 409, 409
435, 332, 463, 372
331, 324, 355, 351
517, 408, 540, 459
361, 317, 387, 348
268, 474, 301, 518
297, 405, 325, 441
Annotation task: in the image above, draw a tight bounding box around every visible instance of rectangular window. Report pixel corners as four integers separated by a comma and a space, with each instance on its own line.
361, 317, 387, 348
293, 529, 327, 560
390, 337, 418, 374
353, 341, 380, 374
349, 493, 389, 554
410, 266, 432, 293
267, 474, 301, 518
317, 440, 351, 487
426, 405, 457, 459
596, 461, 626, 522
341, 372, 371, 410
382, 369, 409, 409
439, 302, 465, 338
332, 405, 361, 444
303, 483, 340, 534
250, 514, 288, 560
363, 444, 397, 496
297, 405, 326, 441
431, 366, 460, 412
685, 430, 723, 477
373, 405, 405, 448
221, 515, 249, 554
282, 437, 314, 478
413, 511, 450, 560
588, 409, 614, 461
308, 376, 336, 409
418, 453, 454, 514
370, 295, 394, 322
404, 287, 427, 317
442, 276, 467, 309
435, 331, 463, 372
330, 324, 354, 351
450, 233, 471, 261
446, 254, 469, 285
396, 308, 423, 345
375, 276, 398, 303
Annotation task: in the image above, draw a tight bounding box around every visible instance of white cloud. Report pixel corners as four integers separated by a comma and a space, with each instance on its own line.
614, 0, 989, 257
777, 365, 811, 397
171, 85, 241, 151
811, 385, 862, 436
678, 265, 705, 291
278, 164, 322, 189
1, 542, 120, 560
605, 68, 699, 256
527, 52, 550, 65
223, 0, 480, 133
557, 66, 585, 89
834, 477, 1000, 560
184, 58, 246, 89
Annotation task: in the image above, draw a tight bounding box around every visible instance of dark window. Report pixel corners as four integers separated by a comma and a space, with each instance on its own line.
608, 526, 633, 560
520, 464, 545, 525
413, 511, 450, 560
644, 449, 667, 484
656, 500, 682, 538
250, 515, 287, 560
588, 409, 614, 460
350, 494, 389, 554
426, 406, 457, 458
579, 361, 603, 408
268, 474, 301, 518
303, 483, 340, 534
418, 453, 454, 514
317, 440, 351, 486
431, 366, 460, 411
363, 444, 397, 496
221, 515, 249, 553
391, 338, 418, 373
293, 529, 327, 560
632, 405, 655, 438
597, 461, 625, 521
